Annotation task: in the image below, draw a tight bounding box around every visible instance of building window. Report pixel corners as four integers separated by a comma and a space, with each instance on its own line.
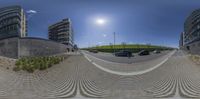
198, 25, 200, 29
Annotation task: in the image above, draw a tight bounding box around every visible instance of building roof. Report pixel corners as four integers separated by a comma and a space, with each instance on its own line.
48, 18, 71, 29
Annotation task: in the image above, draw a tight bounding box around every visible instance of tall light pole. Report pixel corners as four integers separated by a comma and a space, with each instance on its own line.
113, 32, 116, 53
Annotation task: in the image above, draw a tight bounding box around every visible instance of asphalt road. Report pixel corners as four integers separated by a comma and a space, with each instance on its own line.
0, 50, 200, 99
83, 50, 175, 74
83, 50, 170, 64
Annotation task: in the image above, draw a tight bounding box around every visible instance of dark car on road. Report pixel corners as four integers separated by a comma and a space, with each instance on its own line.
138, 50, 150, 56
114, 50, 132, 57
89, 50, 98, 53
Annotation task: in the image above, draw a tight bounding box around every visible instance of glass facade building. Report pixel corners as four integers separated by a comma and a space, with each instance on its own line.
184, 9, 200, 45
48, 19, 74, 46
179, 32, 184, 48
0, 5, 27, 40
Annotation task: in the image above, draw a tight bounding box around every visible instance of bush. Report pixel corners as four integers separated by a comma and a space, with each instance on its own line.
13, 56, 65, 73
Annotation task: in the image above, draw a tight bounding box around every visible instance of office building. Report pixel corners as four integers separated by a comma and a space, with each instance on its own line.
48, 19, 74, 47
179, 32, 184, 49
183, 9, 200, 54
0, 5, 27, 39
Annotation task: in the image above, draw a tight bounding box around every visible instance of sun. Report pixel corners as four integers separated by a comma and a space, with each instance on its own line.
96, 18, 106, 25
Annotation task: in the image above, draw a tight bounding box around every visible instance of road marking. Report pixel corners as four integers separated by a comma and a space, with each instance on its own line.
83, 51, 176, 76
82, 51, 127, 65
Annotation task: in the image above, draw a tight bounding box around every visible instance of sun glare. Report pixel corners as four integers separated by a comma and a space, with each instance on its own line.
96, 18, 106, 25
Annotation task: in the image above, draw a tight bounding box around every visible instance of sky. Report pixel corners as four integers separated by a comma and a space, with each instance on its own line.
0, 0, 200, 48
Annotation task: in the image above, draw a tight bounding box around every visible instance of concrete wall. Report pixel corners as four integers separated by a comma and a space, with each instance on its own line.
184, 41, 200, 55
0, 37, 72, 58
0, 37, 18, 58
19, 37, 71, 57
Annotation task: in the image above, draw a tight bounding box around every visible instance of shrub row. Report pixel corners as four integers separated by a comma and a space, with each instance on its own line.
83, 48, 172, 53
13, 56, 65, 73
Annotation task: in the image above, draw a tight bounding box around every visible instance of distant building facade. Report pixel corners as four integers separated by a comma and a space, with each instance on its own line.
0, 5, 27, 40
48, 19, 74, 48
179, 32, 184, 49
182, 9, 200, 54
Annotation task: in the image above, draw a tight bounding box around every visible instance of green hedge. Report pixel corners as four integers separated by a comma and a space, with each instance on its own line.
83, 48, 172, 53
81, 44, 173, 53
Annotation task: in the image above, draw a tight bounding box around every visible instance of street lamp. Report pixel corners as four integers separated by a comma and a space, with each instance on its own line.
113, 32, 116, 53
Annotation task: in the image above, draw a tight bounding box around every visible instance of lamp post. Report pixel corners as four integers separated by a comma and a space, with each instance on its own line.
113, 32, 116, 53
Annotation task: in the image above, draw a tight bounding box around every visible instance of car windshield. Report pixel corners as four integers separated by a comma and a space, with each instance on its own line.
0, 0, 199, 99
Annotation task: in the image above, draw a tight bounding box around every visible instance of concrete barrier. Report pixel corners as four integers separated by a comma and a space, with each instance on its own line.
0, 37, 72, 58
0, 37, 18, 58
183, 41, 200, 55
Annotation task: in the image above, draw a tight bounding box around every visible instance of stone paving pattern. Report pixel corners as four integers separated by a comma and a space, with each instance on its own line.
0, 50, 199, 98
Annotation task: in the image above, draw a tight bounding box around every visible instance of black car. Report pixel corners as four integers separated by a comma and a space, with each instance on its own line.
115, 50, 132, 57
89, 50, 98, 53
138, 50, 150, 56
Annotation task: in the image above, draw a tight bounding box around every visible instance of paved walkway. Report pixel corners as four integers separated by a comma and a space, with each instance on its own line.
0, 51, 199, 98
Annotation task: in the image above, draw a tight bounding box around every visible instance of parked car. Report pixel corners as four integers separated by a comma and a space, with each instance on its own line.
115, 50, 133, 57
153, 50, 161, 54
89, 50, 98, 53
138, 50, 150, 56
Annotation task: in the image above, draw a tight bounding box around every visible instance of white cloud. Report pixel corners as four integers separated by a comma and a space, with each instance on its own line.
27, 10, 37, 14
103, 34, 107, 37
26, 10, 37, 20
